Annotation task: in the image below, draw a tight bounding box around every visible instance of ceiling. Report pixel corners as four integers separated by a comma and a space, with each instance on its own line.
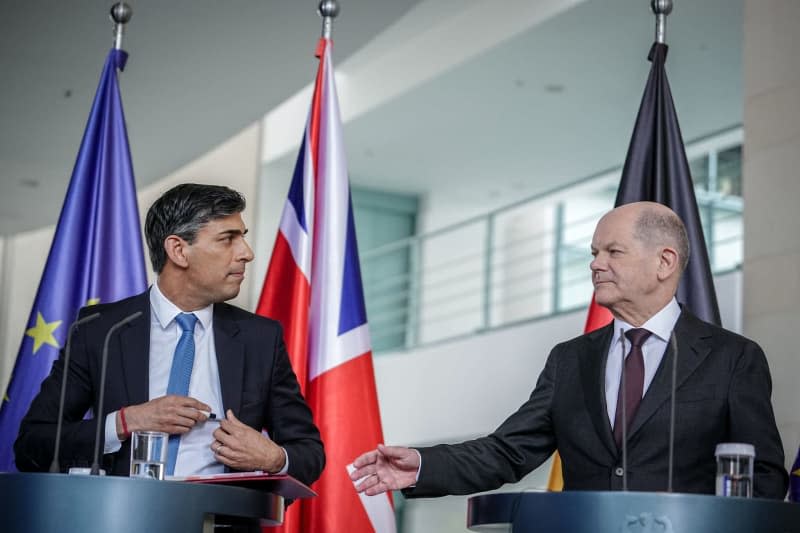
0, 0, 420, 234
0, 0, 743, 235
342, 0, 743, 212
263, 0, 743, 229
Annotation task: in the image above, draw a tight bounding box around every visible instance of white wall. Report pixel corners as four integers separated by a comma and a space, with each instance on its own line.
0, 228, 51, 397
742, 0, 800, 471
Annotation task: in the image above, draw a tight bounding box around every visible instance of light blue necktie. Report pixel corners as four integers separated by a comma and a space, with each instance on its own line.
165, 312, 198, 476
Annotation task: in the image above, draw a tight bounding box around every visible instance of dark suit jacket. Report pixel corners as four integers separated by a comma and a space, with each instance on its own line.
407, 310, 788, 499
15, 291, 325, 486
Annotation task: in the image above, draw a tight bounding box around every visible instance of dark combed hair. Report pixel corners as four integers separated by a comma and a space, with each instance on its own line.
144, 183, 246, 273
634, 207, 690, 273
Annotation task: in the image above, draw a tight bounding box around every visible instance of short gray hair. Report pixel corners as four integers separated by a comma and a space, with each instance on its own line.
633, 208, 690, 273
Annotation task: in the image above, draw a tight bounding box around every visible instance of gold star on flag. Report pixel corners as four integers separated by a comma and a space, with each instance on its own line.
793, 468, 800, 477
87, 298, 100, 306
25, 312, 62, 354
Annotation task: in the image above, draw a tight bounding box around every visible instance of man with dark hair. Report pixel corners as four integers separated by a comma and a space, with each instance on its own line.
16, 183, 324, 486
351, 201, 788, 499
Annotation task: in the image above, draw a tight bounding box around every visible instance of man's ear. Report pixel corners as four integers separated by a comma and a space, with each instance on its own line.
163, 235, 189, 268
656, 246, 680, 281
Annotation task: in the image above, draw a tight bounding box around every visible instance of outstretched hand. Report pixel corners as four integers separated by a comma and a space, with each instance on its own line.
350, 444, 420, 496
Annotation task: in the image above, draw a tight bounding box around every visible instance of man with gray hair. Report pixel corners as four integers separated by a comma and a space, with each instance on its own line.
351, 201, 788, 499
17, 183, 324, 487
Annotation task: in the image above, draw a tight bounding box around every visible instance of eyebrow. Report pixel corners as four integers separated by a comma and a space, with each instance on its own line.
590, 241, 625, 251
218, 228, 248, 237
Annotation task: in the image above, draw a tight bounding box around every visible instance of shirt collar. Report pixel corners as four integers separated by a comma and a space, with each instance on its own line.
611, 297, 681, 346
150, 281, 213, 332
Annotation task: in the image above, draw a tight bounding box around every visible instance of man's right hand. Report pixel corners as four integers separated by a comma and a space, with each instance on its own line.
120, 395, 211, 435
350, 444, 420, 495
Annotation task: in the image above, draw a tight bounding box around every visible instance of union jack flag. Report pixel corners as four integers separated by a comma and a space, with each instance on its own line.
257, 38, 395, 533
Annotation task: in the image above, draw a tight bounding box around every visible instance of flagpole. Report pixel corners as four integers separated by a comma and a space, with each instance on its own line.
110, 2, 133, 50
318, 0, 340, 39
651, 0, 673, 44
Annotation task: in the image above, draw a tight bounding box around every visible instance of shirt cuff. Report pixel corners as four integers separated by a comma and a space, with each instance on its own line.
275, 447, 289, 475
413, 448, 422, 484
104, 411, 123, 454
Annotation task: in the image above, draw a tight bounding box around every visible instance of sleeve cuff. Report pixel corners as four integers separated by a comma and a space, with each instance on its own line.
103, 411, 123, 454
413, 448, 422, 485
275, 447, 289, 475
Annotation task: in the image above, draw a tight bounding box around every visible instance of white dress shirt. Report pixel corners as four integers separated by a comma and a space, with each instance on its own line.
604, 297, 681, 428
104, 283, 224, 475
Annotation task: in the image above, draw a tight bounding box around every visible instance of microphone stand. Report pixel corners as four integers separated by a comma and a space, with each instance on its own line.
90, 311, 142, 475
619, 329, 628, 491
667, 331, 678, 493
49, 312, 101, 473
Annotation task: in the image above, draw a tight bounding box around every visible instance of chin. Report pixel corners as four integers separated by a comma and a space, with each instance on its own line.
224, 290, 241, 302
593, 288, 617, 308
213, 287, 241, 303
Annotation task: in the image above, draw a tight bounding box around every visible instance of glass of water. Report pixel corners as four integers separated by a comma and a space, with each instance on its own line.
130, 430, 168, 480
715, 443, 755, 498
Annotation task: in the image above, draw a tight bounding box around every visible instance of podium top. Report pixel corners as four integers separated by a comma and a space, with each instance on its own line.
467, 491, 800, 533
0, 472, 283, 533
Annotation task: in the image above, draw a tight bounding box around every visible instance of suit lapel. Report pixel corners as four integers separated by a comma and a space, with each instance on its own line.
578, 324, 618, 457
214, 303, 245, 416
628, 310, 712, 439
118, 293, 151, 406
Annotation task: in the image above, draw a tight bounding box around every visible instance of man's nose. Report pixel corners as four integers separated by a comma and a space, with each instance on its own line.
239, 240, 254, 263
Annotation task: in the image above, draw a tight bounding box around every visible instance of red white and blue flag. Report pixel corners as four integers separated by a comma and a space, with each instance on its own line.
256, 38, 395, 533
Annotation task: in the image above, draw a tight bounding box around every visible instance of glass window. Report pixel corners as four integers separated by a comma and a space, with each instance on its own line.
716, 146, 742, 197
689, 154, 710, 191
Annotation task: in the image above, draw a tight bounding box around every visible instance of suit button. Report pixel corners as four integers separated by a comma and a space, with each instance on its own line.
614, 467, 624, 477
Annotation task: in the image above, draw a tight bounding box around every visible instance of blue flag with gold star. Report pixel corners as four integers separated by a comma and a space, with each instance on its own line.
0, 48, 147, 471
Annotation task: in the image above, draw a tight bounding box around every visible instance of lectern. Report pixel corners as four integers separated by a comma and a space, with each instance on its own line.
467, 491, 800, 532
0, 473, 299, 532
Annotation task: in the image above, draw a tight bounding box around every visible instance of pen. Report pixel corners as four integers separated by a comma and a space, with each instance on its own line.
200, 410, 221, 422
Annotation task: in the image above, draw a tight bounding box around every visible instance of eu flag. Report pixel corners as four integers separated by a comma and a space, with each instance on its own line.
0, 49, 147, 471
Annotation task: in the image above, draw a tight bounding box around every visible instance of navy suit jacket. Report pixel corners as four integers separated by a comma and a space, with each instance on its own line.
407, 310, 788, 499
15, 291, 324, 486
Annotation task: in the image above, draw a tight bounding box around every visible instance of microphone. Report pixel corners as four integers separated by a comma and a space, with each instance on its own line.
49, 312, 101, 473
619, 329, 628, 491
667, 330, 679, 493
90, 311, 142, 475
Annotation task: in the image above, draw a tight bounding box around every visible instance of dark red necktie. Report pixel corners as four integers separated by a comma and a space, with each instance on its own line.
613, 328, 652, 448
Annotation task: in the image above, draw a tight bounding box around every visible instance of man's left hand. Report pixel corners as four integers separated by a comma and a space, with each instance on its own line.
211, 409, 286, 473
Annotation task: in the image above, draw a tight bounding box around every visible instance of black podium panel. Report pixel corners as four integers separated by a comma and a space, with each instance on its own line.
0, 473, 282, 533
467, 491, 800, 533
